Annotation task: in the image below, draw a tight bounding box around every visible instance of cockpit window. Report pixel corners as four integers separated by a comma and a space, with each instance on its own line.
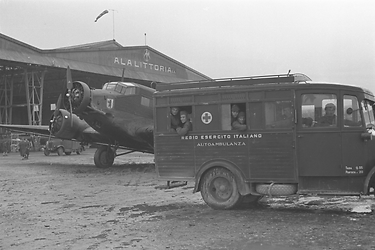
103, 82, 117, 91
103, 82, 136, 95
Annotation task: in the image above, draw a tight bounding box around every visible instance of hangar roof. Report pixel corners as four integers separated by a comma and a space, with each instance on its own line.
0, 33, 210, 83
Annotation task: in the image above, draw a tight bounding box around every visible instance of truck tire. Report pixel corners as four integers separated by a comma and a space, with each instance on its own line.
57, 147, 64, 156
256, 184, 297, 196
200, 167, 241, 210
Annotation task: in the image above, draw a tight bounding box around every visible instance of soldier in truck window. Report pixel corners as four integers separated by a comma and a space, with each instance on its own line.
176, 111, 192, 136
316, 103, 337, 127
232, 111, 247, 131
274, 106, 293, 128
170, 106, 182, 132
231, 104, 240, 124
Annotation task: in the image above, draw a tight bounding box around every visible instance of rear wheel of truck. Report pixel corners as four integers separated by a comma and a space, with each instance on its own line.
200, 167, 241, 210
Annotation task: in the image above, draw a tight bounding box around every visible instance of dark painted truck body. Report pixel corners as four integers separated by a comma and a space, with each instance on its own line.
154, 73, 375, 209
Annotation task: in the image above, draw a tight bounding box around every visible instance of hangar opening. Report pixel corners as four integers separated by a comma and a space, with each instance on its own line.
0, 33, 210, 126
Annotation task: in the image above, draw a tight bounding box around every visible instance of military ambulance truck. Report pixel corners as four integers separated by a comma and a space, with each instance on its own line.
154, 73, 375, 210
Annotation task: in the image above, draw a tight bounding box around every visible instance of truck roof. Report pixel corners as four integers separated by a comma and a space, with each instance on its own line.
155, 73, 374, 99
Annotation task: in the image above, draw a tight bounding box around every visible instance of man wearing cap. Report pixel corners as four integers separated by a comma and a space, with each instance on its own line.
317, 103, 337, 126
231, 104, 240, 124
274, 106, 293, 128
176, 111, 192, 135
170, 107, 182, 132
232, 111, 247, 131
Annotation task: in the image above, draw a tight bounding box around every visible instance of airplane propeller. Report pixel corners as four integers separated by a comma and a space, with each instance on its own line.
66, 66, 74, 127
48, 94, 63, 142
54, 93, 62, 118
67, 66, 73, 90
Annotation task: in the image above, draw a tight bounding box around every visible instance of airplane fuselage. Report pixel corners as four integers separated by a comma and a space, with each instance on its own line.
69, 81, 155, 153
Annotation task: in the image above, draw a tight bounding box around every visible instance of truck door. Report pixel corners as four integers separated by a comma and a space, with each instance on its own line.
296, 92, 342, 176
340, 94, 367, 177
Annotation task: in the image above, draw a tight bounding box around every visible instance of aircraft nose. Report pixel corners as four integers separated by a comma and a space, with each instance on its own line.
63, 81, 90, 114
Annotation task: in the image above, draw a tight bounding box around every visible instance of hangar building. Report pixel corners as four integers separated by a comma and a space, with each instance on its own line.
0, 33, 210, 126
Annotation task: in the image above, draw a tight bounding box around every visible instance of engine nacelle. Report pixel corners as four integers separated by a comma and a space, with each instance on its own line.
49, 109, 89, 140
64, 81, 91, 115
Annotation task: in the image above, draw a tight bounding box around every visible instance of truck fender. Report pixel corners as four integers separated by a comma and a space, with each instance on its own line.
193, 159, 251, 196
363, 166, 375, 195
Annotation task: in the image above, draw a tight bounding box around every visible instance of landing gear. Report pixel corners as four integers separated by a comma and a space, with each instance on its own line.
94, 147, 115, 168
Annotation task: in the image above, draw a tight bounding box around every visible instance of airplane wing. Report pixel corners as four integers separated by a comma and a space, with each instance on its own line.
0, 123, 105, 144
0, 124, 50, 136
0, 122, 152, 152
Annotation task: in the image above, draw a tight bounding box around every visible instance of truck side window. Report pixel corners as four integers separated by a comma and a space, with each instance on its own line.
169, 106, 193, 134
231, 103, 247, 131
265, 101, 293, 129
221, 104, 231, 130
222, 103, 246, 131
301, 94, 337, 128
248, 102, 262, 129
343, 95, 362, 127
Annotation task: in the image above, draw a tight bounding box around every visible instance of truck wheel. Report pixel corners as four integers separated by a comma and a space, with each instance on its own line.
200, 167, 241, 210
57, 147, 64, 156
44, 148, 50, 156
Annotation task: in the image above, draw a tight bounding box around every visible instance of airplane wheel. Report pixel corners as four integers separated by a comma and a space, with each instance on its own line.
94, 147, 115, 168
57, 147, 64, 156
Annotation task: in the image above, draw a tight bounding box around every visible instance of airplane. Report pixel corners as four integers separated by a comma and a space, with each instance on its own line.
0, 67, 155, 168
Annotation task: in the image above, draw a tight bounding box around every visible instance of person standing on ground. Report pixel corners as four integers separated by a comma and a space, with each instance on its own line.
19, 139, 30, 160
2, 139, 10, 156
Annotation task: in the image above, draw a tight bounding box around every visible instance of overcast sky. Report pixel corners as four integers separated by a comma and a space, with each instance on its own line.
1, 0, 374, 91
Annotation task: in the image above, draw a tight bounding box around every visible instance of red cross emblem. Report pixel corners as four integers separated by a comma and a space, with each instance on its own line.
201, 112, 212, 124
